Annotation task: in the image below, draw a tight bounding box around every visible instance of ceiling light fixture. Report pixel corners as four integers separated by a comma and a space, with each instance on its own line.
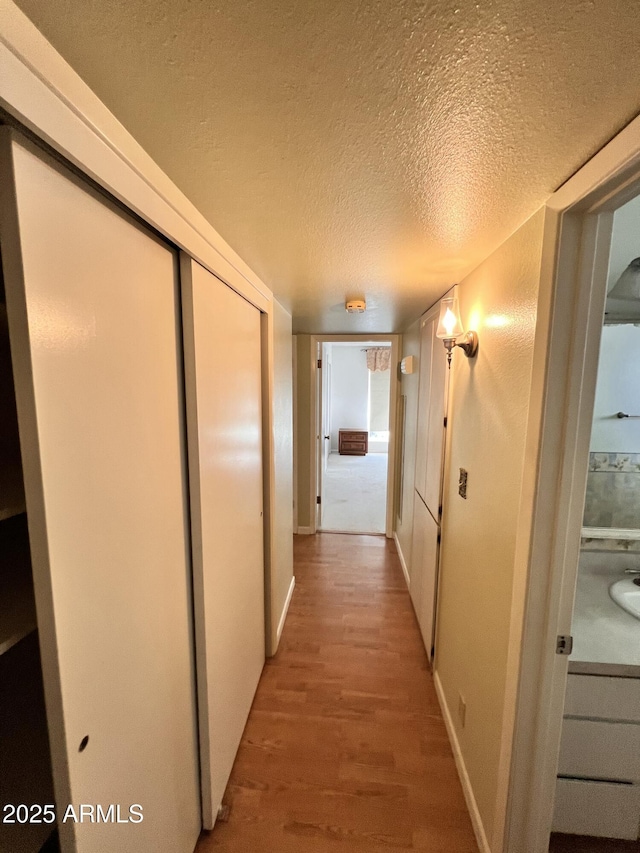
345, 299, 366, 314
435, 287, 478, 368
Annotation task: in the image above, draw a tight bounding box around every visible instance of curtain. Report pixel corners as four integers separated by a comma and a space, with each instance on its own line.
366, 347, 391, 372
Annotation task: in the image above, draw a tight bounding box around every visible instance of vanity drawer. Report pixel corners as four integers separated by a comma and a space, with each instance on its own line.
558, 718, 640, 782
565, 674, 640, 722
553, 777, 640, 839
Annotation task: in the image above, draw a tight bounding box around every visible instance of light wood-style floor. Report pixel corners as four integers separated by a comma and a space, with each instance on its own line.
197, 532, 478, 852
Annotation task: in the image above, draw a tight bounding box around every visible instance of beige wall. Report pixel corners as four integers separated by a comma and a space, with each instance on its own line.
395, 318, 421, 572
434, 210, 545, 845
294, 334, 312, 530
270, 300, 295, 649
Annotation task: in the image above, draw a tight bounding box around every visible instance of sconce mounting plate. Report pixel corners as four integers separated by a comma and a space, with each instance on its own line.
457, 330, 479, 359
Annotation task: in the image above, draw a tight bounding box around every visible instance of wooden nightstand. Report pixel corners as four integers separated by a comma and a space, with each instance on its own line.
338, 429, 368, 456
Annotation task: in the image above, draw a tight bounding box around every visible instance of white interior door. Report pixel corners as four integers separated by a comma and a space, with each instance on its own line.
181, 256, 265, 829
0, 132, 200, 852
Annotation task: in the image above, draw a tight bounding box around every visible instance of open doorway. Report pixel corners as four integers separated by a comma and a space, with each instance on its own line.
316, 340, 394, 535
505, 134, 640, 853
547, 192, 640, 850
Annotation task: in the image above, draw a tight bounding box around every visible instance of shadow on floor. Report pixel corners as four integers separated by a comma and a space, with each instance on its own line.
549, 833, 640, 852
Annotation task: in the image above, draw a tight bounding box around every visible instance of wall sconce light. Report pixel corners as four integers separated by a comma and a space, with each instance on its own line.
435, 288, 478, 368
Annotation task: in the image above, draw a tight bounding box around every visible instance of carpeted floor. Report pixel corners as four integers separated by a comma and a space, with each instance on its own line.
321, 452, 388, 534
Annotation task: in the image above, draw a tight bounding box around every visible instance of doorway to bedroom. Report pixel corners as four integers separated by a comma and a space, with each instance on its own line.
317, 341, 392, 535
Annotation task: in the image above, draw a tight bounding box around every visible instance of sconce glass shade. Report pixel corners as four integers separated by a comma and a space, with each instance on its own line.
436, 291, 464, 339
435, 287, 478, 367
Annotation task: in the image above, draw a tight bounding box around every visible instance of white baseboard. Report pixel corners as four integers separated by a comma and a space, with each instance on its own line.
295, 526, 314, 535
393, 532, 410, 589
320, 529, 385, 536
276, 576, 296, 644
434, 671, 491, 853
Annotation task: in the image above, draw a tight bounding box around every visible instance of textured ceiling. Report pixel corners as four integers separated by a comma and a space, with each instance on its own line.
13, 0, 640, 332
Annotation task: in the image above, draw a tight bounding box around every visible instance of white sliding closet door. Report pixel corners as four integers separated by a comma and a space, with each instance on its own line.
0, 133, 200, 852
411, 302, 448, 661
414, 312, 434, 507
181, 256, 265, 828
423, 314, 448, 518
414, 307, 448, 517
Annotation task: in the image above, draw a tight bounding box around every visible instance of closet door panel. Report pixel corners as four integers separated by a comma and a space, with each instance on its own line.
410, 493, 426, 615
418, 502, 439, 657
414, 306, 448, 516
181, 256, 265, 828
0, 134, 200, 852
414, 314, 433, 503
410, 494, 439, 657
423, 325, 448, 518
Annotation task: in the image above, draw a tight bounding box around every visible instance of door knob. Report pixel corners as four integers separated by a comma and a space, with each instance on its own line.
324, 435, 330, 440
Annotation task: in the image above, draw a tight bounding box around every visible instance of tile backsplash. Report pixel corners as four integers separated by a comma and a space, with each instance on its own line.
584, 452, 640, 530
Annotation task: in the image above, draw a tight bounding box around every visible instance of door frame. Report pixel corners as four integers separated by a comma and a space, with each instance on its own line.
316, 342, 333, 530
501, 115, 640, 853
308, 334, 400, 538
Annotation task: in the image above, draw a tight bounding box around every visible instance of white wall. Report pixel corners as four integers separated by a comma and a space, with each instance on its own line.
395, 319, 421, 571
270, 300, 294, 650
594, 193, 640, 451
591, 324, 640, 452
294, 335, 312, 529
607, 194, 640, 292
369, 369, 391, 453
435, 210, 545, 847
329, 345, 369, 450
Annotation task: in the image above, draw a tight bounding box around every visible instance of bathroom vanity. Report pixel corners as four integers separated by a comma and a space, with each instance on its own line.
552, 547, 640, 840
554, 673, 640, 839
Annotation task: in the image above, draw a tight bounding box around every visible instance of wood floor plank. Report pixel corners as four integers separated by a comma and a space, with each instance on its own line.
196, 532, 479, 852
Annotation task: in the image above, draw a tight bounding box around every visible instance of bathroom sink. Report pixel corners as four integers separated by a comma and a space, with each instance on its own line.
609, 577, 640, 621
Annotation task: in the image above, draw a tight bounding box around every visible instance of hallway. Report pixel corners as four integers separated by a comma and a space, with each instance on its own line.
197, 533, 478, 852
